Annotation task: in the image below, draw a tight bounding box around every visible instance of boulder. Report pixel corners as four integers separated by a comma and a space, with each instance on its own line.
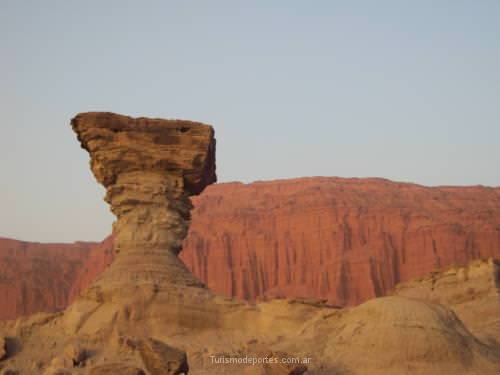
137, 338, 188, 375
64, 343, 86, 366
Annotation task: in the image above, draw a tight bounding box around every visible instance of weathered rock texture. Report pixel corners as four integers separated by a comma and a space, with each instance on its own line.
394, 258, 500, 344
1, 113, 500, 375
70, 112, 216, 299
137, 338, 189, 375
89, 364, 146, 375
0, 237, 113, 320
1, 178, 500, 320
184, 179, 500, 305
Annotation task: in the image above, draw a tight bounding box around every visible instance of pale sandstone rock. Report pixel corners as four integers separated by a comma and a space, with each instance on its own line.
31, 361, 44, 371
50, 356, 72, 368
62, 112, 223, 337
309, 296, 500, 375
64, 343, 86, 366
43, 366, 72, 375
137, 338, 188, 375
88, 363, 145, 375
1, 113, 500, 375
393, 258, 500, 344
70, 112, 216, 304
114, 334, 138, 353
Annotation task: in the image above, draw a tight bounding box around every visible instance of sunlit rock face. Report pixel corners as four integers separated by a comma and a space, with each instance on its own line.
183, 178, 500, 306
1, 177, 500, 320
1, 113, 500, 375
71, 112, 217, 299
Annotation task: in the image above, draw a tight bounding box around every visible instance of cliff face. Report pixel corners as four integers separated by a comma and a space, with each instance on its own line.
1, 177, 500, 320
182, 178, 500, 306
3, 113, 500, 375
0, 237, 112, 319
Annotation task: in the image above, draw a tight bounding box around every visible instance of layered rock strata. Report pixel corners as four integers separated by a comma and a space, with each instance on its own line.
58, 112, 234, 340
0, 113, 500, 375
184, 179, 500, 306
71, 112, 216, 300
2, 177, 500, 320
393, 258, 500, 344
0, 237, 113, 320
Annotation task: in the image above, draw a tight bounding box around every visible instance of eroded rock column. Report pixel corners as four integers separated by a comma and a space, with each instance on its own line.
71, 112, 216, 298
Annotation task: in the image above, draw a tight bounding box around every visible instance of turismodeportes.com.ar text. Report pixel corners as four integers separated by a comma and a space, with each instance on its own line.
210, 355, 312, 366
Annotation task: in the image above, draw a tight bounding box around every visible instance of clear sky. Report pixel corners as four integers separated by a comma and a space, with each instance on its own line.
1, 1, 499, 242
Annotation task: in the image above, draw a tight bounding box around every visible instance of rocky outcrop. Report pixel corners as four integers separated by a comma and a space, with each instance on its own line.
57, 112, 228, 339
1, 177, 500, 320
1, 113, 500, 375
70, 112, 216, 299
137, 338, 188, 375
312, 296, 500, 375
63, 343, 87, 367
0, 112, 224, 374
393, 258, 500, 344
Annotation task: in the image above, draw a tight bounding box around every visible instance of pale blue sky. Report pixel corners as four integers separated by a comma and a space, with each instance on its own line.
1, 1, 499, 242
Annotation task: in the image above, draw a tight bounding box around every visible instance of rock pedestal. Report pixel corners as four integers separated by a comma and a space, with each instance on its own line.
71, 112, 216, 299
1, 112, 500, 375
64, 112, 225, 335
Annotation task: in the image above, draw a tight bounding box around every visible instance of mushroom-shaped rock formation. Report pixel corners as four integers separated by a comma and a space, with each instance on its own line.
72, 112, 215, 292
65, 112, 223, 335
1, 112, 500, 375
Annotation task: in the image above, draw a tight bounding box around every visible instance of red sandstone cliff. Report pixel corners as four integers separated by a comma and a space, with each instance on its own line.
1, 177, 499, 320
0, 237, 112, 320
184, 178, 500, 305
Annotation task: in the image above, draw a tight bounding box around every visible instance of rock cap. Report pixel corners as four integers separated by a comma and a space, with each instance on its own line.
71, 112, 216, 195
